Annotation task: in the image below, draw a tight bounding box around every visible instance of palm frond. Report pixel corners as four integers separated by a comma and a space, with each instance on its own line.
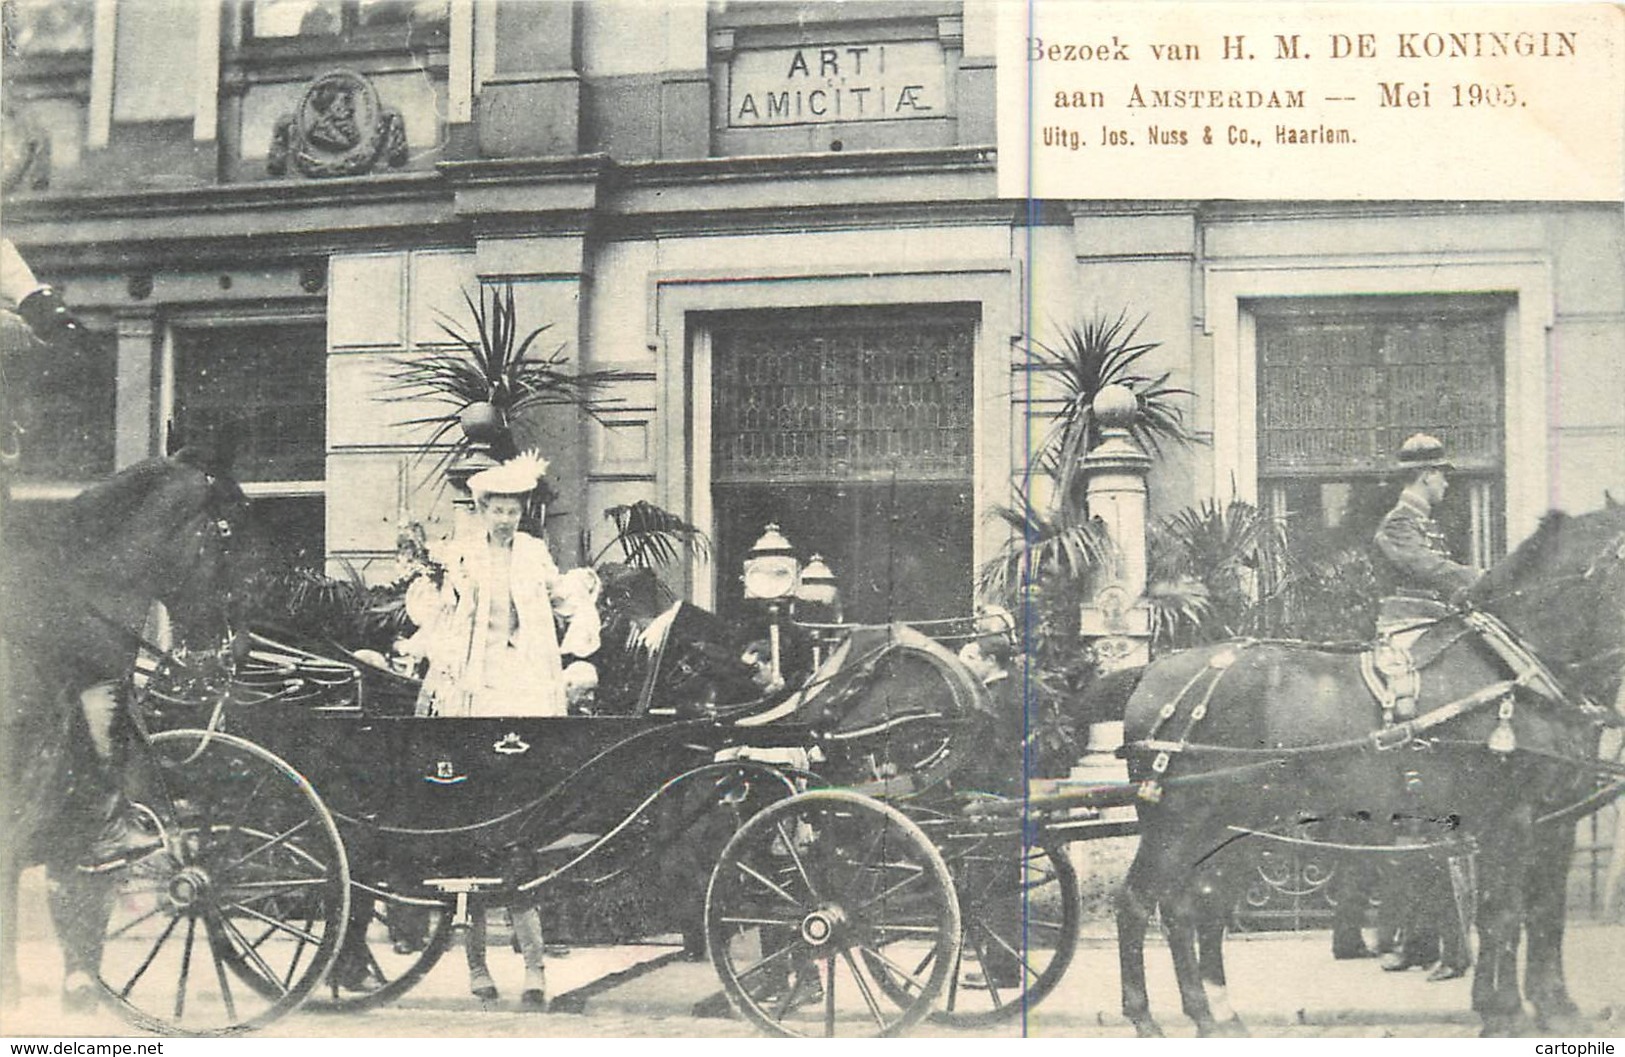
1145, 576, 1213, 651
594, 501, 713, 571
381, 282, 630, 471
977, 487, 1115, 604
1028, 310, 1199, 507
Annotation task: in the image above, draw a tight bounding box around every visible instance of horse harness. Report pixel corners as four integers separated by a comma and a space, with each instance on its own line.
1123, 611, 1615, 817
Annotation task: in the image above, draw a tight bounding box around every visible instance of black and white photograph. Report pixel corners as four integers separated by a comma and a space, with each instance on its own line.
1, 0, 1622, 1043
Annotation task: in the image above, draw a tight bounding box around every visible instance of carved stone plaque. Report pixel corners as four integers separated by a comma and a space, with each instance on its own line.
268, 68, 408, 178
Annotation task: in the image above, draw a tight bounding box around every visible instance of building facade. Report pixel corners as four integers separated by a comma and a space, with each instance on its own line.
5, 0, 1623, 619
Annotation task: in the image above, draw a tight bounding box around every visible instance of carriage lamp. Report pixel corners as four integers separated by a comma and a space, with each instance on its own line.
742, 524, 801, 687
795, 554, 839, 607
741, 523, 800, 601
796, 554, 842, 668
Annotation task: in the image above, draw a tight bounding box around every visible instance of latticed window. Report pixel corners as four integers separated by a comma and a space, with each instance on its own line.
245, 0, 447, 40
710, 307, 977, 623
712, 317, 973, 485
174, 322, 326, 482
172, 320, 326, 564
1, 0, 93, 56
1255, 296, 1507, 566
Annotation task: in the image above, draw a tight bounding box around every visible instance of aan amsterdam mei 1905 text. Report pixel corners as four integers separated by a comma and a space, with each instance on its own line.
1029, 28, 1584, 151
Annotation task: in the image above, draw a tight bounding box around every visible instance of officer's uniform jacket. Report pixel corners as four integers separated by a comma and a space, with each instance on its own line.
1373, 493, 1479, 600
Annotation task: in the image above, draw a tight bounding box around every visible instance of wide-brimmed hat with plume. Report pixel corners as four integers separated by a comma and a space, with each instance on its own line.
467, 449, 550, 498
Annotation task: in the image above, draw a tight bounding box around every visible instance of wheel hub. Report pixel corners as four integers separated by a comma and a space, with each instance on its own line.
167, 866, 211, 909
800, 906, 846, 947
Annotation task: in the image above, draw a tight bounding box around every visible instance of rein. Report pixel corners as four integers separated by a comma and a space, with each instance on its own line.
1222, 823, 1477, 857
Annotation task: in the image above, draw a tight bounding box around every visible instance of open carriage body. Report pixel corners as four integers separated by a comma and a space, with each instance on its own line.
92, 612, 1040, 1037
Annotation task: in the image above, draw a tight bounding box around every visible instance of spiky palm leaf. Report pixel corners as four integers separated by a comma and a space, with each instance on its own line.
977, 486, 1116, 604
595, 501, 713, 571
385, 283, 627, 470
1144, 575, 1213, 652
1148, 497, 1293, 641
1030, 310, 1196, 509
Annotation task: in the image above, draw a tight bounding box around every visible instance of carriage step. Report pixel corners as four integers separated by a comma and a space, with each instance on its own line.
422, 876, 507, 894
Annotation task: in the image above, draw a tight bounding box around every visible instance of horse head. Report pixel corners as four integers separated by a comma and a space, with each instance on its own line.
3, 452, 249, 680
1469, 503, 1625, 717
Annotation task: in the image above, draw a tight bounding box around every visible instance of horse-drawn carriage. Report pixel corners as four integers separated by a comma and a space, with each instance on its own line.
71, 603, 1099, 1037
4, 454, 1624, 1039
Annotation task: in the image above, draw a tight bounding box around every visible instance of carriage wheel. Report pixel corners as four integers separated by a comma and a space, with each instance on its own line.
934, 840, 1078, 1025
306, 888, 453, 1011
83, 730, 349, 1035
860, 835, 1079, 1026
704, 789, 960, 1037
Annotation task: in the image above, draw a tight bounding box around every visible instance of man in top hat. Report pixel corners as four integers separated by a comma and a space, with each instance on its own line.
1374, 433, 1482, 606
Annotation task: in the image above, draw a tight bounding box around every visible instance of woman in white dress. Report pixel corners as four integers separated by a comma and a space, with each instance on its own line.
403, 451, 600, 1009
412, 451, 599, 718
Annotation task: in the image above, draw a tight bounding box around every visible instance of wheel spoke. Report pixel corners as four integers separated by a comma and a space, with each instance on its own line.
204, 917, 240, 1024
866, 922, 944, 937
773, 818, 822, 904
838, 948, 889, 1030
115, 912, 183, 999
851, 863, 927, 916
221, 818, 317, 873
225, 877, 329, 893
854, 943, 931, 996
943, 935, 965, 1012
223, 901, 326, 947
841, 823, 892, 908
718, 916, 802, 929
733, 935, 802, 983
734, 860, 805, 910
173, 916, 197, 1021
105, 900, 172, 942
823, 955, 837, 1037
231, 769, 274, 819
968, 928, 1007, 1011
210, 910, 291, 998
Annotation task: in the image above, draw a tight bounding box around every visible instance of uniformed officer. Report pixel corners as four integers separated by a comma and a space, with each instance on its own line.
1370, 432, 1474, 981
1373, 433, 1482, 606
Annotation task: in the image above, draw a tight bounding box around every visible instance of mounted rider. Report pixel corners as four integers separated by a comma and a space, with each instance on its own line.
1373, 433, 1482, 631
1370, 433, 1480, 980
1374, 433, 1573, 711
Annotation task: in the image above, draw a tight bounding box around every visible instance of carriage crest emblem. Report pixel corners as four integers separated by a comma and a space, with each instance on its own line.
425, 756, 466, 785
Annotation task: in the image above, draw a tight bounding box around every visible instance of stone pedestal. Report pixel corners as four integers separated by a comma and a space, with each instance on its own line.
1075, 384, 1154, 811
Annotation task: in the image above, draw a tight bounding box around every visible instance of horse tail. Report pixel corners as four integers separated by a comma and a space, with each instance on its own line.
1068, 664, 1146, 729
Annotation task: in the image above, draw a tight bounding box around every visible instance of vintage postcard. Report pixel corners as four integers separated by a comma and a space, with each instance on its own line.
1, 0, 1622, 1046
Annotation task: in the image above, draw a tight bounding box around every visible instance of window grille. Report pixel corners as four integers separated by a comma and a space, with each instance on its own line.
173, 321, 327, 483
712, 320, 974, 485
245, 0, 447, 41
1, 0, 93, 56
1258, 305, 1504, 477
3, 324, 115, 481
1256, 296, 1508, 575
709, 309, 977, 623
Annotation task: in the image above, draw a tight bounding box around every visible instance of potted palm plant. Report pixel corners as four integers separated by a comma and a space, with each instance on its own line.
386, 282, 626, 478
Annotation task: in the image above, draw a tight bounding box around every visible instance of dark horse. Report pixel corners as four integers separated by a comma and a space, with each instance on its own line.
1096, 503, 1625, 1037
0, 451, 247, 1009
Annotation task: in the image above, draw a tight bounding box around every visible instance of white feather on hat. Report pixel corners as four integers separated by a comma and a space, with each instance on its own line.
467, 449, 550, 497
